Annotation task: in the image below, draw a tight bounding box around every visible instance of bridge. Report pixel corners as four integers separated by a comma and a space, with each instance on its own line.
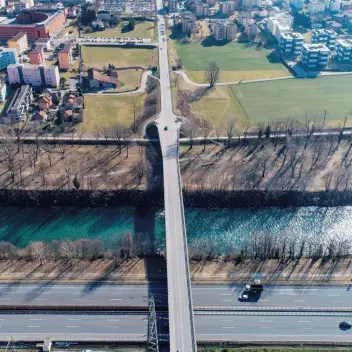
155, 0, 197, 351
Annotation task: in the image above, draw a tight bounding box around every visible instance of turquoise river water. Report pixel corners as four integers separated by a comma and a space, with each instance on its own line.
0, 206, 352, 249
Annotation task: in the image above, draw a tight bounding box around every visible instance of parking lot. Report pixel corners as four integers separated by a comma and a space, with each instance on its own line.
77, 36, 152, 44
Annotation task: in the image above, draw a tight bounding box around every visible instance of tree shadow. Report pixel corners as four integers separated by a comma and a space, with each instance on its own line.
200, 36, 232, 47
267, 51, 282, 64
120, 24, 133, 34
187, 86, 213, 104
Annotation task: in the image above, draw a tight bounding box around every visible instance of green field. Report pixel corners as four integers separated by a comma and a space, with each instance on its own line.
230, 75, 352, 126
81, 46, 157, 69
83, 20, 155, 39
172, 34, 290, 82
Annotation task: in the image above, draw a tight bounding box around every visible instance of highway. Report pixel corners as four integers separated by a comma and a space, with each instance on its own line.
0, 313, 351, 342
155, 0, 197, 350
0, 283, 351, 308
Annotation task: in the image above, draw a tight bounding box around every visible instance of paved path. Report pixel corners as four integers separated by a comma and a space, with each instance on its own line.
155, 1, 197, 351
84, 70, 153, 96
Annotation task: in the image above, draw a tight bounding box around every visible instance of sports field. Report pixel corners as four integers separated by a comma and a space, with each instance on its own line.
172, 35, 290, 83
81, 46, 157, 69
230, 75, 352, 126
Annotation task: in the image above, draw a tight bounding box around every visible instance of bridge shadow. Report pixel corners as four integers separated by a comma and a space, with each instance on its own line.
134, 141, 169, 346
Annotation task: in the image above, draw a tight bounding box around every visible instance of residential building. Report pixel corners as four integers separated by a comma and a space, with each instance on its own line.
301, 43, 330, 68
289, 0, 304, 10
242, 0, 261, 8
207, 0, 217, 5
0, 48, 17, 70
169, 0, 179, 9
279, 31, 304, 56
312, 28, 337, 50
195, 3, 209, 17
326, 0, 340, 11
0, 82, 7, 102
238, 12, 252, 26
87, 68, 118, 89
308, 0, 325, 14
267, 18, 291, 40
219, 1, 236, 15
6, 84, 32, 121
326, 20, 342, 32
28, 44, 45, 64
31, 110, 47, 123
245, 19, 258, 39
38, 94, 52, 110
7, 63, 60, 87
8, 32, 28, 54
336, 38, 352, 62
181, 11, 196, 34
34, 38, 51, 51
58, 43, 73, 70
213, 21, 237, 40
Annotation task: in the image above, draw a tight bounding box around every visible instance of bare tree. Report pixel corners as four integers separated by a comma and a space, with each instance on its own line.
120, 231, 134, 259
204, 61, 220, 87
226, 119, 236, 145
200, 120, 212, 151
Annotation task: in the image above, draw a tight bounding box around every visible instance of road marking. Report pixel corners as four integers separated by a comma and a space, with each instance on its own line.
300, 327, 313, 330
66, 326, 79, 328
30, 319, 43, 321
220, 294, 232, 296
328, 294, 341, 297
27, 326, 40, 328
260, 327, 273, 329
260, 320, 272, 323
332, 301, 343, 303
221, 300, 233, 302
105, 326, 119, 328
68, 318, 80, 321
110, 293, 123, 295
221, 320, 234, 322
109, 298, 122, 301
35, 299, 48, 301
294, 300, 305, 302
73, 298, 85, 300
107, 319, 120, 322
222, 326, 235, 329
259, 299, 269, 302
0, 298, 12, 300
298, 321, 311, 323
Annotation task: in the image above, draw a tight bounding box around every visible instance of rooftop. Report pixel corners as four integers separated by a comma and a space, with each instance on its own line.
7, 85, 31, 113
9, 31, 27, 41
303, 43, 330, 52
337, 38, 352, 47
280, 31, 304, 40
87, 68, 118, 85
312, 28, 337, 35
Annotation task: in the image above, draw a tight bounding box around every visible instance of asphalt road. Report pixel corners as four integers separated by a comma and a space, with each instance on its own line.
0, 283, 351, 308
0, 313, 352, 342
155, 0, 197, 350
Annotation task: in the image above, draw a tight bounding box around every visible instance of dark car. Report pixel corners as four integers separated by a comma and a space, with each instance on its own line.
339, 321, 352, 330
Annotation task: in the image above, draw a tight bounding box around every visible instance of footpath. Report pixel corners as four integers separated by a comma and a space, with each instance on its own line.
0, 257, 350, 285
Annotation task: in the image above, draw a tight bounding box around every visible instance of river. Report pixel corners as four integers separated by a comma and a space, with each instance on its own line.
1, 206, 352, 252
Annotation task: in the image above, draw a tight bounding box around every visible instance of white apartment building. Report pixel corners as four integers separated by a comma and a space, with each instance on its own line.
308, 0, 325, 14
0, 82, 7, 103
336, 39, 352, 62
289, 0, 304, 10
181, 11, 197, 34
242, 0, 261, 9
238, 12, 252, 26
213, 21, 237, 40
279, 31, 304, 56
6, 85, 32, 122
169, 0, 178, 9
267, 18, 292, 40
7, 64, 60, 87
196, 3, 209, 17
220, 1, 236, 15
301, 43, 330, 68
312, 28, 337, 50
326, 0, 341, 11
245, 19, 258, 39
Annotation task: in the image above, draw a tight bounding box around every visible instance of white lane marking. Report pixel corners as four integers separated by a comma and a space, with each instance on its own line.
260, 320, 272, 323
110, 293, 123, 295
105, 325, 119, 328
298, 321, 311, 323
68, 319, 80, 321
260, 327, 273, 329
222, 326, 235, 329
221, 320, 234, 322
109, 299, 122, 301
221, 300, 233, 302
259, 300, 269, 302
73, 298, 85, 300
27, 326, 40, 328
328, 294, 341, 297
220, 294, 232, 296
35, 299, 48, 301
107, 319, 120, 322
66, 325, 79, 328
294, 300, 305, 302
332, 301, 343, 303
30, 319, 42, 321
300, 327, 313, 330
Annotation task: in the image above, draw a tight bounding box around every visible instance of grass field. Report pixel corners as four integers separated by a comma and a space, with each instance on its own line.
81, 46, 157, 69
81, 94, 145, 132
230, 75, 352, 126
83, 20, 155, 39
171, 32, 290, 83
114, 69, 143, 92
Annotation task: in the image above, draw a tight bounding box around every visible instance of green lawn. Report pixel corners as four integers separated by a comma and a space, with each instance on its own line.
81, 94, 145, 132
83, 20, 155, 39
81, 46, 157, 69
172, 33, 289, 82
230, 75, 352, 126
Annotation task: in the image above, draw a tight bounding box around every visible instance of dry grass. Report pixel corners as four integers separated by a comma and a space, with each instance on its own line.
114, 69, 143, 92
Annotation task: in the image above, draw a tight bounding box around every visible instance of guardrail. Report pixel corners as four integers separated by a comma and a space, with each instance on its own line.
194, 306, 352, 312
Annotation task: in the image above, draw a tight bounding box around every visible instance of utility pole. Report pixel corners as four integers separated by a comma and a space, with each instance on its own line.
148, 295, 159, 352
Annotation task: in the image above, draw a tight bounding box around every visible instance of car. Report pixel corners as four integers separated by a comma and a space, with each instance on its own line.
164, 126, 168, 130
339, 321, 352, 330
238, 293, 249, 300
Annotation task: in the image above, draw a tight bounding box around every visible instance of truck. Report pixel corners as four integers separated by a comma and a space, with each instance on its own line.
245, 284, 264, 294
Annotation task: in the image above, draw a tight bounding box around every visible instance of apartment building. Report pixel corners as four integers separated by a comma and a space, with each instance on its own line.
301, 43, 330, 68
267, 18, 291, 40
7, 64, 60, 87
196, 3, 209, 17
279, 31, 304, 56
0, 48, 18, 70
169, 0, 179, 9
336, 38, 352, 62
58, 43, 73, 69
0, 82, 7, 102
6, 85, 32, 122
308, 0, 325, 14
312, 28, 337, 50
213, 21, 237, 41
326, 0, 341, 11
181, 11, 196, 34
242, 0, 261, 8
28, 44, 45, 65
8, 32, 28, 54
245, 19, 258, 39
220, 1, 236, 15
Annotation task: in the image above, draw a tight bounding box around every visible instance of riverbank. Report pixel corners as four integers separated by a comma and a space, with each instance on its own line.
0, 257, 350, 285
